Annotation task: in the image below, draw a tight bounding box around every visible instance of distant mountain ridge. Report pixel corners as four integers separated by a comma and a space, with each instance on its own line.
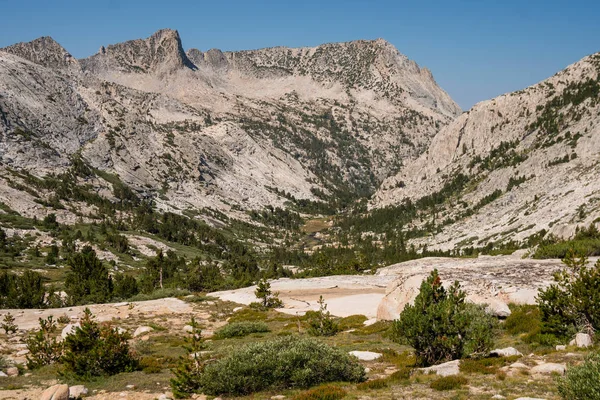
0, 28, 458, 221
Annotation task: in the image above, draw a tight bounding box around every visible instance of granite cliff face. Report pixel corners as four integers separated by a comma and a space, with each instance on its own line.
375, 53, 600, 249
0, 29, 459, 217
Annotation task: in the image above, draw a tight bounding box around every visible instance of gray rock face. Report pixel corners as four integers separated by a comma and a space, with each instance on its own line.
530, 362, 566, 375
0, 29, 460, 218
376, 255, 569, 320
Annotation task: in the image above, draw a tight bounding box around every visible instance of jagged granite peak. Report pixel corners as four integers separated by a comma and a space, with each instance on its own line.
0, 36, 80, 71
81, 28, 197, 74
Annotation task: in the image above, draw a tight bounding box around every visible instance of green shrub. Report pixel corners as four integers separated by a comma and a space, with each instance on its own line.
430, 375, 468, 391
140, 357, 162, 373
62, 308, 138, 378
214, 321, 270, 339
393, 270, 496, 366
228, 308, 268, 322
337, 315, 368, 330
198, 336, 365, 395
537, 252, 600, 338
293, 385, 347, 400
460, 356, 519, 375
388, 367, 412, 381
357, 378, 388, 390
307, 296, 340, 337
557, 351, 600, 399
25, 316, 63, 369
504, 304, 541, 335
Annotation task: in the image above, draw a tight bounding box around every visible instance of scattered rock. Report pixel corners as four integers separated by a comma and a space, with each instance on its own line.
348, 351, 382, 361
133, 326, 154, 337
40, 384, 69, 400
514, 398, 546, 400
6, 367, 19, 377
419, 359, 460, 377
233, 307, 243, 312
575, 333, 593, 348
126, 384, 136, 389
555, 345, 566, 351
158, 395, 172, 400
363, 318, 378, 326
183, 325, 194, 333
490, 347, 522, 357
492, 395, 506, 399
530, 363, 566, 375
271, 396, 286, 400
508, 362, 529, 370
69, 385, 88, 398
15, 349, 29, 356
0, 371, 7, 378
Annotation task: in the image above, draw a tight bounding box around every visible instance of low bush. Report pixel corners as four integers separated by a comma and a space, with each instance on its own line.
337, 315, 368, 330
388, 367, 412, 381
198, 336, 365, 395
140, 357, 163, 374
460, 356, 519, 375
537, 252, 600, 339
214, 321, 270, 339
557, 351, 600, 399
292, 385, 347, 400
504, 304, 541, 335
62, 308, 138, 378
357, 378, 388, 390
430, 375, 468, 391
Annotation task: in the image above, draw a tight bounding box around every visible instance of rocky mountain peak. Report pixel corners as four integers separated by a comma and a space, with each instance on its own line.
81, 28, 196, 74
0, 36, 80, 71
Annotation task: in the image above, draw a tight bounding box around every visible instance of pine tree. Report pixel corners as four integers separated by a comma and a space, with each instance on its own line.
308, 296, 340, 337
171, 317, 206, 398
254, 279, 283, 309
25, 316, 63, 369
1, 312, 17, 334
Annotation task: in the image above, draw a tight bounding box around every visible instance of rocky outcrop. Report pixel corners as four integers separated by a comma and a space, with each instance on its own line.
375, 255, 574, 320
0, 36, 80, 71
81, 29, 196, 74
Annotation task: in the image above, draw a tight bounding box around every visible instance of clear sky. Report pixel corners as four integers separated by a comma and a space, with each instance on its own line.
1, 0, 598, 110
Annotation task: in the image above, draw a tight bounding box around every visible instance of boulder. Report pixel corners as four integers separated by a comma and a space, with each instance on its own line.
183, 325, 194, 333
6, 367, 18, 377
530, 363, 566, 375
575, 333, 593, 348
15, 349, 29, 356
0, 371, 7, 378
349, 351, 382, 361
556, 345, 566, 351
133, 326, 154, 337
40, 384, 69, 400
61, 323, 80, 339
69, 385, 88, 398
490, 347, 522, 357
419, 359, 460, 377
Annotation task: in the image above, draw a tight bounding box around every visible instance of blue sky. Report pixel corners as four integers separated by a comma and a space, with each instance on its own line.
1, 0, 598, 109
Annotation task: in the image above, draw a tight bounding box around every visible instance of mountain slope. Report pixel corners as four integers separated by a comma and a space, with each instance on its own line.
0, 29, 459, 220
375, 52, 600, 249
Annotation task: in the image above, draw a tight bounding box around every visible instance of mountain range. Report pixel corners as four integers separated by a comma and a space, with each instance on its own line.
0, 28, 598, 249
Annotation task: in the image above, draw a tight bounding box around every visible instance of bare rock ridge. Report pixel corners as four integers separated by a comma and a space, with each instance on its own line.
0, 28, 460, 216
184, 38, 461, 118
81, 28, 197, 74
0, 36, 80, 71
